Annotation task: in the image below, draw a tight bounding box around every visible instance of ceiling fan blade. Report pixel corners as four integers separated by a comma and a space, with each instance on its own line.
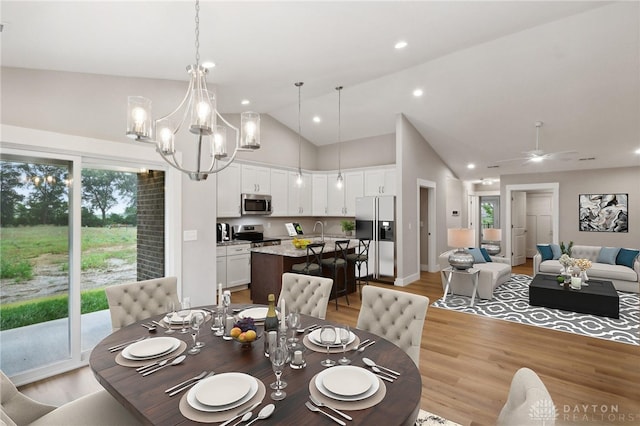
494, 156, 531, 163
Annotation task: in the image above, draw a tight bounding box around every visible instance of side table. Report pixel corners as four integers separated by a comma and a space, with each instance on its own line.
441, 266, 480, 307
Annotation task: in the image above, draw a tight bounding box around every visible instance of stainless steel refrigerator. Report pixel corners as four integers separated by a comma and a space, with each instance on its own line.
355, 196, 396, 284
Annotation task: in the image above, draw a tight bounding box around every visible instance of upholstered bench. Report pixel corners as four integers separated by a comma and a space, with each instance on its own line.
438, 249, 512, 300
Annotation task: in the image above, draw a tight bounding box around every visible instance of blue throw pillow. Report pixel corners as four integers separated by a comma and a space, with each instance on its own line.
537, 245, 553, 261
467, 248, 486, 263
550, 244, 562, 260
616, 248, 639, 269
479, 247, 493, 262
597, 247, 620, 265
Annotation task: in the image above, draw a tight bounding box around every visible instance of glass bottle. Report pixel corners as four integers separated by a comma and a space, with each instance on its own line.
264, 294, 279, 356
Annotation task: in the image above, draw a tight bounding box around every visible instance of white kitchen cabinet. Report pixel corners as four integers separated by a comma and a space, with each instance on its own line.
270, 168, 288, 216
312, 173, 328, 216
364, 168, 396, 196
216, 246, 227, 287
287, 172, 312, 216
327, 171, 363, 216
241, 164, 270, 195
225, 244, 251, 288
216, 163, 241, 218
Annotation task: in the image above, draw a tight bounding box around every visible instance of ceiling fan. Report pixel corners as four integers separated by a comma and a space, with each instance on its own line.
496, 121, 577, 164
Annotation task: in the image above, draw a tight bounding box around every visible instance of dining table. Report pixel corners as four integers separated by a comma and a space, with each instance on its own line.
89, 305, 422, 425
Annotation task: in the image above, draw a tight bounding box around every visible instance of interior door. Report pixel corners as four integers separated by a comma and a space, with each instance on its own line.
511, 191, 527, 266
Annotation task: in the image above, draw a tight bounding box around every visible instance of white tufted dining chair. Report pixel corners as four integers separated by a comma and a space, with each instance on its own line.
497, 368, 556, 426
105, 276, 179, 332
356, 286, 429, 367
0, 370, 142, 426
278, 273, 334, 320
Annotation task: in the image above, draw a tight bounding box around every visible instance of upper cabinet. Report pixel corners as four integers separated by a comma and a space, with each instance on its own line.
269, 168, 288, 216
327, 171, 363, 216
241, 164, 270, 195
287, 172, 312, 216
364, 168, 396, 196
217, 163, 241, 218
311, 174, 328, 216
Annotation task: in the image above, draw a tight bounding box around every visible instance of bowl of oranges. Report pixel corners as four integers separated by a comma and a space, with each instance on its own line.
229, 317, 260, 348
292, 237, 312, 249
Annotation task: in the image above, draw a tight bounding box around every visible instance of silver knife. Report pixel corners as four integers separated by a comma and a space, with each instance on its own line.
168, 372, 214, 397
165, 371, 208, 394
220, 402, 261, 426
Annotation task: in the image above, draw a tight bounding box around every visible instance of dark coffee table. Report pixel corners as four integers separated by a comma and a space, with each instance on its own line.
529, 274, 619, 319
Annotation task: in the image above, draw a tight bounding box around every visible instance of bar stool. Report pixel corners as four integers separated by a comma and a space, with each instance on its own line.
321, 240, 350, 309
346, 238, 370, 299
291, 242, 325, 276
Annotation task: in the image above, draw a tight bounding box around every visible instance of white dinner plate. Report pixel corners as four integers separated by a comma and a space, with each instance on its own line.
163, 310, 207, 324
188, 373, 258, 412
308, 328, 356, 347
122, 337, 180, 360
237, 307, 269, 321
316, 366, 379, 401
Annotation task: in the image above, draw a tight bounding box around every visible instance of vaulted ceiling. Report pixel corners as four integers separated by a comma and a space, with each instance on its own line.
2, 1, 639, 181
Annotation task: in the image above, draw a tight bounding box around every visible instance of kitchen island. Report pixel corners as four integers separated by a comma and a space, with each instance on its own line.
250, 239, 359, 304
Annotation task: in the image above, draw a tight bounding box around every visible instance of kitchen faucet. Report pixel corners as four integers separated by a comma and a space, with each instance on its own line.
313, 221, 324, 242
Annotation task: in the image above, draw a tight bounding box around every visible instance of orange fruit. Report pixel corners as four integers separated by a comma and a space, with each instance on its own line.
237, 332, 246, 342
245, 330, 257, 342
230, 327, 242, 338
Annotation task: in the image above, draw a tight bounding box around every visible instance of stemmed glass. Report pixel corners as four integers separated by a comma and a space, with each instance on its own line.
188, 311, 205, 355
164, 300, 176, 334
287, 312, 300, 343
178, 298, 191, 334
319, 325, 337, 367
269, 346, 287, 401
338, 325, 351, 365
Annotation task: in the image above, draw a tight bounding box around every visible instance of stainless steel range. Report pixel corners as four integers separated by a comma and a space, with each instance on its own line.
232, 224, 281, 247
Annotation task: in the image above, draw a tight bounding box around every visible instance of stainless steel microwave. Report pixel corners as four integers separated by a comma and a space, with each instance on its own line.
241, 193, 272, 215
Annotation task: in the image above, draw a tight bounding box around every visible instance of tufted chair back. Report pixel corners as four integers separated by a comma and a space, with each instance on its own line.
497, 368, 555, 426
278, 273, 334, 320
356, 286, 429, 367
1, 369, 56, 426
105, 277, 179, 332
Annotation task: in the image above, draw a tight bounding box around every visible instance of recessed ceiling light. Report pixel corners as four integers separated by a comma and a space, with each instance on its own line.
201, 61, 216, 69
467, 163, 475, 169
635, 148, 640, 155
241, 99, 250, 105
312, 116, 321, 123
394, 41, 408, 49
413, 89, 423, 97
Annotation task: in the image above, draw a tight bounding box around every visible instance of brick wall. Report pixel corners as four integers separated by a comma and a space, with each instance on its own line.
137, 170, 165, 280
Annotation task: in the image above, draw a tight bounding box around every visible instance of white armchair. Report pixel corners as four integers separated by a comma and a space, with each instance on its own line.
105, 276, 179, 332
438, 250, 511, 300
278, 273, 333, 320
0, 370, 141, 426
497, 368, 556, 426
356, 286, 429, 367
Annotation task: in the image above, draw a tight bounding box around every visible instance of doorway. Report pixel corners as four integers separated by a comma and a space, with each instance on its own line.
416, 179, 437, 273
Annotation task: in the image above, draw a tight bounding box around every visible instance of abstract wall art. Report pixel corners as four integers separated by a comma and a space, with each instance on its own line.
579, 193, 628, 232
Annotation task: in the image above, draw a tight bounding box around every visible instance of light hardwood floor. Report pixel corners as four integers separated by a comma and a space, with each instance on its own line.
20, 260, 640, 425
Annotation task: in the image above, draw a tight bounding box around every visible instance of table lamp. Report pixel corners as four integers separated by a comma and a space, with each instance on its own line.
447, 228, 475, 270
482, 228, 502, 255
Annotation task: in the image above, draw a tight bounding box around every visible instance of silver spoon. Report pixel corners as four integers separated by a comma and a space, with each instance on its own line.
230, 411, 253, 426
309, 395, 352, 420
305, 401, 346, 426
362, 357, 400, 376
142, 354, 186, 376
245, 404, 275, 425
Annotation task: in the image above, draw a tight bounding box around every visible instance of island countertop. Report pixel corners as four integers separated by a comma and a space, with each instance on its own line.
250, 238, 360, 257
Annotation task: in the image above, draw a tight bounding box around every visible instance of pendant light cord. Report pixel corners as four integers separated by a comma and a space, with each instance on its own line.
296, 82, 303, 174
336, 86, 343, 173
194, 0, 200, 66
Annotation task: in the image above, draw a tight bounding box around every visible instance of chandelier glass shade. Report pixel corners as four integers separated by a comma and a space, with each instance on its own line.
126, 0, 260, 181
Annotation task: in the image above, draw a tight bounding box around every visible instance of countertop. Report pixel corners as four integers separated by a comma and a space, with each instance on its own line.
217, 234, 355, 248
251, 237, 360, 257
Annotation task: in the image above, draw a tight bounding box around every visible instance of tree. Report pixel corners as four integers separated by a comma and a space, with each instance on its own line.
19, 163, 68, 225
82, 170, 120, 224
0, 162, 25, 226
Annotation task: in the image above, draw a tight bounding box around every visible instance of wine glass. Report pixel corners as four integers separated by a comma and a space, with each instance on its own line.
319, 325, 337, 367
178, 298, 191, 334
164, 300, 176, 334
287, 311, 300, 343
338, 325, 351, 365
188, 311, 205, 354
269, 346, 287, 401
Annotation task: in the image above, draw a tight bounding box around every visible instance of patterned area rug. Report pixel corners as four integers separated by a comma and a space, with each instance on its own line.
415, 409, 462, 426
432, 274, 639, 346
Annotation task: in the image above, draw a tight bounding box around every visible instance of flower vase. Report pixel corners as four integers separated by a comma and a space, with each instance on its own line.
580, 270, 589, 283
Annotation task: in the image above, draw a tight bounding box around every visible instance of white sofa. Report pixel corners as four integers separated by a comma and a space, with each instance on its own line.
438, 250, 512, 300
533, 245, 639, 293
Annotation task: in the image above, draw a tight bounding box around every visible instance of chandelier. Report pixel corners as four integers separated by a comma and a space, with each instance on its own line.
126, 0, 260, 181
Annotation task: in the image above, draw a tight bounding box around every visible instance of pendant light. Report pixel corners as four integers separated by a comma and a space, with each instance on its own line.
335, 86, 344, 189
295, 82, 304, 187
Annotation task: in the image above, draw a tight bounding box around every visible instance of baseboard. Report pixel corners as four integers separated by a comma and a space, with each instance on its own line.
395, 272, 420, 286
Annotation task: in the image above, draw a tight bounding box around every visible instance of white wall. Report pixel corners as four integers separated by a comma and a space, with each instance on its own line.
315, 133, 395, 171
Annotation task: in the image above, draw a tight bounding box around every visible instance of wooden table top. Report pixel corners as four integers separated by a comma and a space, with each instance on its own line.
89, 306, 422, 425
